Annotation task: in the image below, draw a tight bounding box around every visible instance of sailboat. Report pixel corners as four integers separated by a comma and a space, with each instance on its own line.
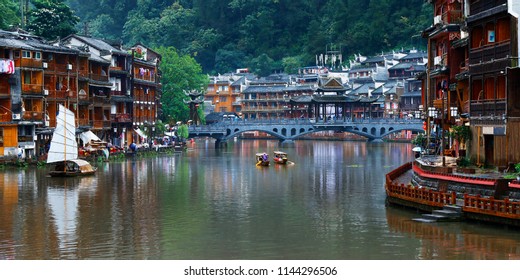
47, 104, 97, 177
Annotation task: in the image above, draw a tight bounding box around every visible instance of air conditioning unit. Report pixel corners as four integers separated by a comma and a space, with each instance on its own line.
12, 114, 21, 120
42, 62, 48, 68
44, 89, 49, 95
67, 64, 73, 70
434, 15, 442, 25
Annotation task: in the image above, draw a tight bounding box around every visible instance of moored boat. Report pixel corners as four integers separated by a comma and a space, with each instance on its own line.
273, 151, 288, 164
385, 156, 520, 227
256, 153, 270, 166
47, 104, 97, 177
49, 159, 97, 177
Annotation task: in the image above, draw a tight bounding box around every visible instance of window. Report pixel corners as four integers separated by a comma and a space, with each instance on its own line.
14, 51, 20, 58
33, 52, 41, 60
24, 71, 31, 84
22, 51, 31, 58
0, 127, 3, 146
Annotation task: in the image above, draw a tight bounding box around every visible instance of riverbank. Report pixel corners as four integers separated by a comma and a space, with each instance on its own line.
385, 156, 520, 227
0, 144, 185, 168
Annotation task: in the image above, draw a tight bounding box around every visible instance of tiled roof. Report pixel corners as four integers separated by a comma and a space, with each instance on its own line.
65, 34, 129, 56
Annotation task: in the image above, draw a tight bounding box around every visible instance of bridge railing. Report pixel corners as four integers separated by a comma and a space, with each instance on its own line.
197, 117, 423, 127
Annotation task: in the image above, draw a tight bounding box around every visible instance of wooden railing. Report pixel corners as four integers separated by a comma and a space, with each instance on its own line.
386, 161, 520, 220
386, 162, 455, 207
23, 111, 44, 121
22, 84, 43, 94
463, 195, 520, 219
0, 114, 11, 122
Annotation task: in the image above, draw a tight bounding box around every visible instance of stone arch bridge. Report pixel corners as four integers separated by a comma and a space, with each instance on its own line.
188, 118, 424, 144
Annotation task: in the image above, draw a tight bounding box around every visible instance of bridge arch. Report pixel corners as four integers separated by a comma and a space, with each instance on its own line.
188, 119, 424, 143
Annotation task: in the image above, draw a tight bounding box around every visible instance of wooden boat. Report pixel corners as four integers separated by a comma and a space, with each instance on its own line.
256, 153, 270, 166
273, 151, 288, 164
47, 104, 97, 177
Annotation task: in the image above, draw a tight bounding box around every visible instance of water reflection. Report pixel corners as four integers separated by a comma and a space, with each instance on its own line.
1, 140, 520, 260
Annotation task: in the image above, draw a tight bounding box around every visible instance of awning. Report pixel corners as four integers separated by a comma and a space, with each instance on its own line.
135, 128, 148, 139
80, 130, 101, 146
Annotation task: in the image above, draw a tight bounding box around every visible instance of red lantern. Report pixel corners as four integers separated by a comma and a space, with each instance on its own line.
422, 121, 427, 131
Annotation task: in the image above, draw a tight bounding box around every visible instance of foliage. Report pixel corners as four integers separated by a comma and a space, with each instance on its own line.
61, 0, 431, 73
0, 0, 19, 30
155, 46, 208, 123
27, 0, 79, 40
155, 120, 166, 136
411, 133, 426, 147
177, 124, 189, 140
450, 125, 472, 144
456, 157, 471, 167
249, 53, 274, 77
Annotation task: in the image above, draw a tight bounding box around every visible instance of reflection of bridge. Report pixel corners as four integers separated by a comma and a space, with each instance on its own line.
189, 118, 424, 144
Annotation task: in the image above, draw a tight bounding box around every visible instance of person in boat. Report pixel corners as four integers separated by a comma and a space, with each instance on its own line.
262, 153, 268, 162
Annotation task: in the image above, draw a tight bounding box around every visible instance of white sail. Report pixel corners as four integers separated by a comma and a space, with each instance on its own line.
47, 104, 78, 163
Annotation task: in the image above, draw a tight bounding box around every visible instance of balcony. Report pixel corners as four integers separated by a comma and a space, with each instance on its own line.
20, 59, 43, 68
22, 84, 43, 94
113, 113, 132, 123
442, 10, 463, 25
0, 114, 11, 122
45, 89, 77, 99
89, 73, 109, 82
92, 120, 111, 129
470, 99, 506, 119
23, 111, 44, 121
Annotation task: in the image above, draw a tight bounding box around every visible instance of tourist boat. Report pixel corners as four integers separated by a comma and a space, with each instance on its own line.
256, 153, 270, 166
47, 104, 97, 177
273, 151, 288, 164
385, 156, 520, 227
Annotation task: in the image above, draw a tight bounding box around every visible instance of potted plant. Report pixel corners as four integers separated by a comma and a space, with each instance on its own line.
450, 125, 472, 157
456, 157, 475, 174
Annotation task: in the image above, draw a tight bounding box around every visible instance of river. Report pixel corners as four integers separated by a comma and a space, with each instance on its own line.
1, 139, 520, 260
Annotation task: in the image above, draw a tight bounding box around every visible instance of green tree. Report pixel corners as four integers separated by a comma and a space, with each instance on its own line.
177, 124, 189, 141
0, 0, 19, 30
282, 55, 304, 75
27, 0, 79, 40
249, 53, 274, 77
156, 46, 208, 123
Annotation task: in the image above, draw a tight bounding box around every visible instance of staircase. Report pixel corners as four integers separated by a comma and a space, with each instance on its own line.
412, 205, 463, 223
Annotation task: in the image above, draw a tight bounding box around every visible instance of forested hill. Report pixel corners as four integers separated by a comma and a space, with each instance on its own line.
8, 0, 433, 74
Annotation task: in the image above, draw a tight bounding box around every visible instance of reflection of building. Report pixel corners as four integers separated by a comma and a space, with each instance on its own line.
0, 174, 18, 259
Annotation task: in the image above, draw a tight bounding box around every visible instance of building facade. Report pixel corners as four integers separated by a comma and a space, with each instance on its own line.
0, 29, 162, 159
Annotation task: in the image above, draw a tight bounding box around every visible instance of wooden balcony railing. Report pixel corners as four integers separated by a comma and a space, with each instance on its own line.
442, 10, 463, 24
113, 113, 132, 123
470, 99, 506, 118
22, 84, 43, 94
20, 59, 43, 68
0, 114, 11, 122
92, 120, 111, 128
78, 118, 89, 127
23, 111, 44, 121
89, 73, 109, 82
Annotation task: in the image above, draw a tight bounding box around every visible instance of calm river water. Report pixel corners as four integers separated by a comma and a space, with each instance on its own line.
1, 139, 520, 260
